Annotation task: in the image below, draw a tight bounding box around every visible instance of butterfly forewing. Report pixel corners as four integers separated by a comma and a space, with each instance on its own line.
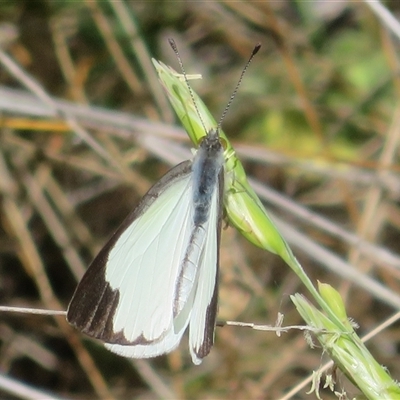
67, 161, 198, 354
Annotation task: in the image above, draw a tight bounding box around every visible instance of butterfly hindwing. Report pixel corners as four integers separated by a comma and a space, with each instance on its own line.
189, 167, 223, 364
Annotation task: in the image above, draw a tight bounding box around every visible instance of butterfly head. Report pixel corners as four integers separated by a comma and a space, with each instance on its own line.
198, 128, 227, 154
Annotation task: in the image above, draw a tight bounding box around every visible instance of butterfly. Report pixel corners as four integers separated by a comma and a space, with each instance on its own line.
67, 40, 260, 364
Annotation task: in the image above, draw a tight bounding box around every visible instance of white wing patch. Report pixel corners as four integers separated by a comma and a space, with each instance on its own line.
105, 326, 184, 358
104, 174, 196, 357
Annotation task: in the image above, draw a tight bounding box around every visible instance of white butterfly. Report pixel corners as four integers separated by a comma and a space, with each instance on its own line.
67, 40, 260, 364
67, 128, 224, 365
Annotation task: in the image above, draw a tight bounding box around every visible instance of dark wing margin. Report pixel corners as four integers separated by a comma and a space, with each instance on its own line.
67, 160, 193, 344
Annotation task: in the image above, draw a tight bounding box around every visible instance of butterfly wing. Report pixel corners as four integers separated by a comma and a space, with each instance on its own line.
189, 168, 223, 364
67, 160, 198, 358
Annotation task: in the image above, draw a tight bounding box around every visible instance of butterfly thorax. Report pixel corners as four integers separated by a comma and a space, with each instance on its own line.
191, 129, 224, 226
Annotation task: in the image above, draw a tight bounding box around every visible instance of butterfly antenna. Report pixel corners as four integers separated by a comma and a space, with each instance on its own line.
168, 38, 208, 135
217, 43, 261, 131
169, 39, 261, 135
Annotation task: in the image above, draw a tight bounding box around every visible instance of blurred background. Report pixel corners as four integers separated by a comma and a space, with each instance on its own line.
0, 1, 400, 399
